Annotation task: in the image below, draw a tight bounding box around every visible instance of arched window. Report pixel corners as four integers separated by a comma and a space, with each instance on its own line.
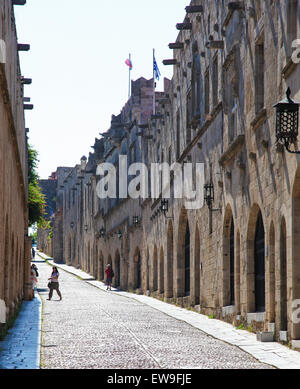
191, 54, 201, 120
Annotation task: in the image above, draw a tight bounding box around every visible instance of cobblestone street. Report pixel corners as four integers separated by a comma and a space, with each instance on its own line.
35, 259, 274, 370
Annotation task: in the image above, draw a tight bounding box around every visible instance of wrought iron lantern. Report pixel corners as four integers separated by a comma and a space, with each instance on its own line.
160, 199, 169, 216
274, 87, 300, 154
84, 225, 88, 232
70, 222, 74, 229
204, 182, 214, 209
99, 227, 106, 238
117, 230, 122, 239
133, 216, 140, 227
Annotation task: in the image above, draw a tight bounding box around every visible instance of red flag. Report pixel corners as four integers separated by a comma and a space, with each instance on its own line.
125, 58, 133, 69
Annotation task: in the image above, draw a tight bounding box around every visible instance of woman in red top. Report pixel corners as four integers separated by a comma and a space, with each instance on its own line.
105, 264, 112, 291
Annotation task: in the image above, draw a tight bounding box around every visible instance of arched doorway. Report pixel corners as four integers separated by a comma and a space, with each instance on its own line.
152, 246, 158, 292
193, 225, 200, 305
87, 242, 91, 273
184, 223, 191, 297
159, 247, 164, 294
254, 211, 265, 313
114, 250, 121, 288
223, 207, 235, 307
133, 248, 141, 290
292, 166, 300, 339
229, 218, 235, 306
177, 209, 190, 297
166, 221, 174, 298
4, 217, 9, 305
268, 222, 275, 323
280, 217, 288, 332
99, 252, 104, 281
146, 247, 150, 291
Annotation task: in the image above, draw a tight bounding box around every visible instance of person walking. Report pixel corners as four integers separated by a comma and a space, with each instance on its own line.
30, 265, 38, 299
105, 264, 113, 291
32, 247, 35, 259
47, 266, 62, 301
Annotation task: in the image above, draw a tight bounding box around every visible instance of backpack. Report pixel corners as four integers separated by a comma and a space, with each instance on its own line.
111, 269, 114, 278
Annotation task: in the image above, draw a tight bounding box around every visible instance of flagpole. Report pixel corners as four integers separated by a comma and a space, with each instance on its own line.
153, 49, 156, 115
128, 53, 131, 99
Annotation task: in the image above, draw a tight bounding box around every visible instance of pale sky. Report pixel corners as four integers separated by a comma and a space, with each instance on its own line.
14, 0, 187, 179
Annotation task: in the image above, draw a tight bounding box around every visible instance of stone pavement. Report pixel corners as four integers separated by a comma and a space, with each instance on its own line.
0, 275, 42, 369
37, 252, 300, 369
0, 251, 299, 369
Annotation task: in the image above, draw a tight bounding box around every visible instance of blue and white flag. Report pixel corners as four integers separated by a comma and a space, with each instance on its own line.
153, 57, 161, 81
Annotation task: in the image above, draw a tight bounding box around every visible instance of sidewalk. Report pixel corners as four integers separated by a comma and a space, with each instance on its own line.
0, 289, 42, 369
39, 252, 300, 370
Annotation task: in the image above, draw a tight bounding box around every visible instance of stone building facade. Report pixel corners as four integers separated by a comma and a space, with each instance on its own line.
0, 0, 32, 336
45, 0, 300, 348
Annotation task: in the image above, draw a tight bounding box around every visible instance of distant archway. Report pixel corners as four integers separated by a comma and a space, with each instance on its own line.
152, 246, 158, 292
159, 247, 164, 294
114, 250, 121, 288
177, 208, 190, 297
193, 224, 200, 305
133, 247, 141, 290
166, 221, 174, 298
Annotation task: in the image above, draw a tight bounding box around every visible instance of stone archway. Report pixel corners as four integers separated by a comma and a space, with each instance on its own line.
133, 247, 141, 290
4, 216, 9, 305
159, 247, 164, 294
177, 208, 190, 298
280, 217, 288, 333
98, 251, 104, 281
146, 247, 150, 291
247, 205, 266, 313
193, 224, 200, 306
152, 246, 158, 292
292, 165, 300, 339
223, 206, 235, 307
114, 250, 121, 288
166, 221, 174, 298
268, 222, 276, 324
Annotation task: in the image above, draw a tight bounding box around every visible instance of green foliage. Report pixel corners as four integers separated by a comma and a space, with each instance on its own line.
27, 144, 46, 226
208, 314, 214, 319
237, 323, 245, 330
247, 325, 253, 333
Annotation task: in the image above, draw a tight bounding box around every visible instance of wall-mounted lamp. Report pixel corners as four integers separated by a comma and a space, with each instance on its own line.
204, 182, 214, 210
274, 87, 300, 154
117, 230, 122, 239
84, 225, 88, 232
70, 222, 74, 229
133, 216, 140, 227
99, 228, 106, 238
160, 199, 169, 216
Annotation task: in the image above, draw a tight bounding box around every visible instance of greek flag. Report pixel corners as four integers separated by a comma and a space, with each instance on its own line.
153, 57, 161, 81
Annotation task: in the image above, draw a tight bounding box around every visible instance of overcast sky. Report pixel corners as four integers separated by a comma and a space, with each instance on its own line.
14, 0, 187, 178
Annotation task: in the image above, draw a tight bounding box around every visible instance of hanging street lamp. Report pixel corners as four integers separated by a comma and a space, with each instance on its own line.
204, 182, 214, 210
274, 87, 300, 154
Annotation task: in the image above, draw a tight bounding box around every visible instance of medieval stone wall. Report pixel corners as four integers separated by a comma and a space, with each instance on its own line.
0, 0, 31, 334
